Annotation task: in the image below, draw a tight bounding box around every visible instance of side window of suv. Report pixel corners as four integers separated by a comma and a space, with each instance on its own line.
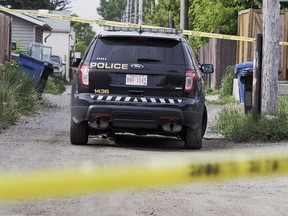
183, 42, 201, 71
186, 43, 201, 67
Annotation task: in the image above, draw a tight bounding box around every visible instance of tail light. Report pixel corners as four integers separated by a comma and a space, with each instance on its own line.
185, 69, 198, 92
78, 63, 89, 87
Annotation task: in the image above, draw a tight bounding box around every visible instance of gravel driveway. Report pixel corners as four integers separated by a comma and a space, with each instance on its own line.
0, 86, 287, 216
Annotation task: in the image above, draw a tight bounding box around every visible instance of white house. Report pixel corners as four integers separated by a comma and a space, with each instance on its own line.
0, 6, 51, 51
39, 10, 76, 81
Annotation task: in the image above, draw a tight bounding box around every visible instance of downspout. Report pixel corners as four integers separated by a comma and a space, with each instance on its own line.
44, 30, 52, 43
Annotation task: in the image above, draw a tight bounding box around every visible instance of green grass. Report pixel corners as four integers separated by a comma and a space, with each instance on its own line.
205, 65, 238, 105
0, 61, 40, 130
208, 65, 288, 143
0, 61, 68, 131
44, 75, 66, 94
206, 95, 237, 105
212, 96, 288, 142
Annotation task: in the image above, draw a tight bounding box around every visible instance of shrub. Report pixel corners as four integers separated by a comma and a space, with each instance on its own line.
212, 105, 256, 142
44, 75, 66, 94
212, 96, 288, 142
0, 61, 40, 130
206, 65, 237, 105
219, 65, 235, 98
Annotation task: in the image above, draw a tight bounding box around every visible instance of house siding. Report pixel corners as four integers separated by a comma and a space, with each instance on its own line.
12, 17, 35, 49
35, 26, 43, 43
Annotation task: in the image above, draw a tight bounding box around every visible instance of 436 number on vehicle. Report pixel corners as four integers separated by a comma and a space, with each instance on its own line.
94, 89, 110, 94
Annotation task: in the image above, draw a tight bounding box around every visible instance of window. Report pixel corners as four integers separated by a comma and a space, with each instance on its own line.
92, 37, 184, 65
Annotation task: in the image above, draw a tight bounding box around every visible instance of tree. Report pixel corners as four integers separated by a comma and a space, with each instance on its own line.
190, 0, 262, 35
75, 41, 87, 56
0, 0, 50, 9
49, 0, 70, 10
0, 0, 70, 11
97, 0, 127, 22
189, 0, 262, 49
144, 0, 180, 28
71, 15, 95, 55
144, 0, 262, 50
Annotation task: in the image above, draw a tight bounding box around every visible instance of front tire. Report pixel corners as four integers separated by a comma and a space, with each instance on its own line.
70, 118, 88, 145
184, 125, 202, 149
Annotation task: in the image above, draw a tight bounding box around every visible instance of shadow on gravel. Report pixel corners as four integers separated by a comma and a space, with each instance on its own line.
87, 133, 229, 152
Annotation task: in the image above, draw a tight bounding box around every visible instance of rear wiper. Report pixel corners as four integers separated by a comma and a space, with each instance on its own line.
137, 58, 162, 63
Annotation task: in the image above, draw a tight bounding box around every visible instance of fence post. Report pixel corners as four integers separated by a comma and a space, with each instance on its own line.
252, 34, 263, 123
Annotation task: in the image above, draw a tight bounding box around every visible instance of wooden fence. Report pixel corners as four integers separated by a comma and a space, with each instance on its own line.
199, 38, 237, 89
237, 9, 288, 80
0, 13, 12, 64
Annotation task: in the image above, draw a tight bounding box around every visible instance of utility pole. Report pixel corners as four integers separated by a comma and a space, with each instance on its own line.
129, 0, 133, 23
126, 0, 130, 23
138, 0, 143, 25
134, 0, 138, 24
180, 0, 188, 29
261, 0, 280, 116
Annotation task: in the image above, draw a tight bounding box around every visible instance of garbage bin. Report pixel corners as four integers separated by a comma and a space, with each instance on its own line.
234, 62, 253, 103
18, 54, 53, 94
240, 68, 253, 113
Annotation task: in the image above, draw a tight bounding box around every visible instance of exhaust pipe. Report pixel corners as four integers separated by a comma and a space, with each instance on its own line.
162, 121, 182, 133
89, 117, 109, 129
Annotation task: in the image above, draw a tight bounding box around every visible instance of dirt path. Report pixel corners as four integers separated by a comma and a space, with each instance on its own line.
0, 86, 287, 216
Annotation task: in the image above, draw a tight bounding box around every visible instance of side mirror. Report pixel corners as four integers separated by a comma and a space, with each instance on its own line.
201, 64, 214, 74
62, 62, 67, 66
72, 58, 81, 68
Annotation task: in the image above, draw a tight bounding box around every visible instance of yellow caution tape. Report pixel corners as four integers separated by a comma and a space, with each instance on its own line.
0, 7, 261, 44
183, 30, 255, 42
2, 7, 288, 45
280, 41, 288, 46
0, 152, 287, 201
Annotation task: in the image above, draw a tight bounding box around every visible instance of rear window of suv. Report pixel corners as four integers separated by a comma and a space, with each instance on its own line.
92, 36, 185, 65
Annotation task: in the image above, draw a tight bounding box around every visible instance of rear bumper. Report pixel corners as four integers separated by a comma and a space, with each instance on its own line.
71, 93, 204, 130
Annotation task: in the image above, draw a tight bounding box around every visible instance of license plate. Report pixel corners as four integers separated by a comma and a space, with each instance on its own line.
126, 74, 147, 86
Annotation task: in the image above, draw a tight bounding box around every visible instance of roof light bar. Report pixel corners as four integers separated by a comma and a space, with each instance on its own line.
103, 26, 183, 35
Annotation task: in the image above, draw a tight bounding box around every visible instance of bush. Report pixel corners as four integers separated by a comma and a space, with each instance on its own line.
205, 87, 219, 95
206, 65, 237, 105
0, 61, 40, 130
219, 65, 235, 98
212, 105, 255, 142
212, 96, 288, 142
44, 75, 66, 94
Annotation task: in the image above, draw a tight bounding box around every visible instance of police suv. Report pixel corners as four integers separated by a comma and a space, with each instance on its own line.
71, 27, 213, 149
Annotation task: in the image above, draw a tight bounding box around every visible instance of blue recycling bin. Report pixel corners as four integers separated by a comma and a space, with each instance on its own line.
18, 54, 53, 93
234, 62, 253, 103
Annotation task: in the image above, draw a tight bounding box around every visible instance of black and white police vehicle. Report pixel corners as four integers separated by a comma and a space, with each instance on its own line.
70, 27, 213, 149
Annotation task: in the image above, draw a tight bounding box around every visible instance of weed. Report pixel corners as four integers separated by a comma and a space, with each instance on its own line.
0, 61, 40, 130
44, 75, 66, 94
206, 65, 237, 105
219, 65, 235, 98
212, 96, 288, 142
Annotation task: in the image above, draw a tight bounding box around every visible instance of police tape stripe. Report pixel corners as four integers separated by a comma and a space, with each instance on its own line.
0, 7, 263, 44
2, 7, 288, 45
183, 30, 256, 42
0, 153, 288, 200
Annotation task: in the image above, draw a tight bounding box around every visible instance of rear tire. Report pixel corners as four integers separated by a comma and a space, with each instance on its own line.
184, 125, 202, 149
202, 105, 208, 138
70, 118, 88, 145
